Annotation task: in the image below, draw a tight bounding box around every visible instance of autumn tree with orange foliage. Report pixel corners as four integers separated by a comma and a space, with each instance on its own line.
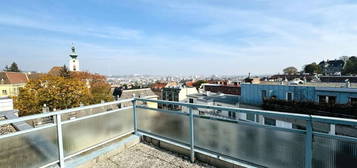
70, 71, 113, 104
15, 75, 91, 116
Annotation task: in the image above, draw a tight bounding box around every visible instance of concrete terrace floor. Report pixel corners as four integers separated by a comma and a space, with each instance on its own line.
92, 143, 215, 168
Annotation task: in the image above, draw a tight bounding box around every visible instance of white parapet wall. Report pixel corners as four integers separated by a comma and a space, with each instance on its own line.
0, 98, 13, 112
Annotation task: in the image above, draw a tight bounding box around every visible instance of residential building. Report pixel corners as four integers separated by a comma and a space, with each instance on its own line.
150, 82, 167, 100
0, 72, 29, 97
240, 83, 357, 106
319, 59, 346, 76
185, 92, 242, 119
162, 85, 198, 110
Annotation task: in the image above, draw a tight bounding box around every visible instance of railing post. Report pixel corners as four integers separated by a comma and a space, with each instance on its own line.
189, 107, 195, 162
305, 116, 313, 168
132, 94, 138, 135
56, 114, 65, 167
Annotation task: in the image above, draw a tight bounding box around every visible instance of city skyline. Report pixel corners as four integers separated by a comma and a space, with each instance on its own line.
1, 0, 357, 75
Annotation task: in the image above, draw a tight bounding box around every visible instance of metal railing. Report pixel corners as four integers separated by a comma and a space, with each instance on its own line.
134, 98, 357, 168
0, 98, 357, 168
0, 99, 134, 168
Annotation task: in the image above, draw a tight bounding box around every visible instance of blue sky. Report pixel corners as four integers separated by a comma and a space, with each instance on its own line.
1, 0, 357, 75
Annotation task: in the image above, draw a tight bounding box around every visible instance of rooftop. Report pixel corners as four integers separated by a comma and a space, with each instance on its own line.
188, 93, 239, 105
0, 72, 29, 84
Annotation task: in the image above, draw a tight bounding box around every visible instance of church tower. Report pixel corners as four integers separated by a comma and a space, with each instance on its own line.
69, 44, 80, 71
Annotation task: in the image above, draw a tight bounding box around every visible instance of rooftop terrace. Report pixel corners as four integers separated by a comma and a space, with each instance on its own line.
0, 98, 357, 168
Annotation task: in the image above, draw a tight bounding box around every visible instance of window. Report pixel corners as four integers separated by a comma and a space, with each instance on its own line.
319, 95, 336, 104
351, 98, 357, 105
228, 111, 236, 119
264, 118, 276, 126
319, 95, 327, 104
328, 96, 336, 104
286, 92, 293, 101
189, 98, 194, 103
261, 90, 267, 100
232, 111, 236, 119
2, 90, 7, 95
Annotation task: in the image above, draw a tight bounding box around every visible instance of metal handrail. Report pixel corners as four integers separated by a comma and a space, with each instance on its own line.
1, 97, 357, 168
135, 98, 357, 168
0, 98, 133, 126
136, 98, 357, 125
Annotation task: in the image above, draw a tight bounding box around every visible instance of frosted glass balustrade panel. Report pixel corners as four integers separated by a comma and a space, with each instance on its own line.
313, 135, 357, 168
137, 108, 190, 144
61, 103, 121, 121
0, 127, 58, 168
62, 108, 133, 156
194, 117, 305, 168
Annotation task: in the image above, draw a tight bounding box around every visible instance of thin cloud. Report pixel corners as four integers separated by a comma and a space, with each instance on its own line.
1, 0, 357, 75
0, 14, 142, 40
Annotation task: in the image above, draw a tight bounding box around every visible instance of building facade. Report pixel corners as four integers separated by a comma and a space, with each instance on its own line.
240, 83, 357, 106
319, 59, 345, 76
185, 92, 242, 119
162, 86, 198, 110
0, 72, 29, 97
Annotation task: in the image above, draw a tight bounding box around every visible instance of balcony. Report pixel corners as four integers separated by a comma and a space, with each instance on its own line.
0, 98, 357, 168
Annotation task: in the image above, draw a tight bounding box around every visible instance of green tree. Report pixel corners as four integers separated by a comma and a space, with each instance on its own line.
59, 65, 71, 78
283, 66, 298, 75
304, 62, 321, 74
193, 80, 207, 90
4, 62, 20, 72
14, 75, 91, 116
342, 56, 357, 75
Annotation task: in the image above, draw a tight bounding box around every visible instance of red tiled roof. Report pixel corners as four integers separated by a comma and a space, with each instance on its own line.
0, 72, 28, 84
185, 81, 194, 87
151, 83, 167, 89
48, 66, 63, 76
